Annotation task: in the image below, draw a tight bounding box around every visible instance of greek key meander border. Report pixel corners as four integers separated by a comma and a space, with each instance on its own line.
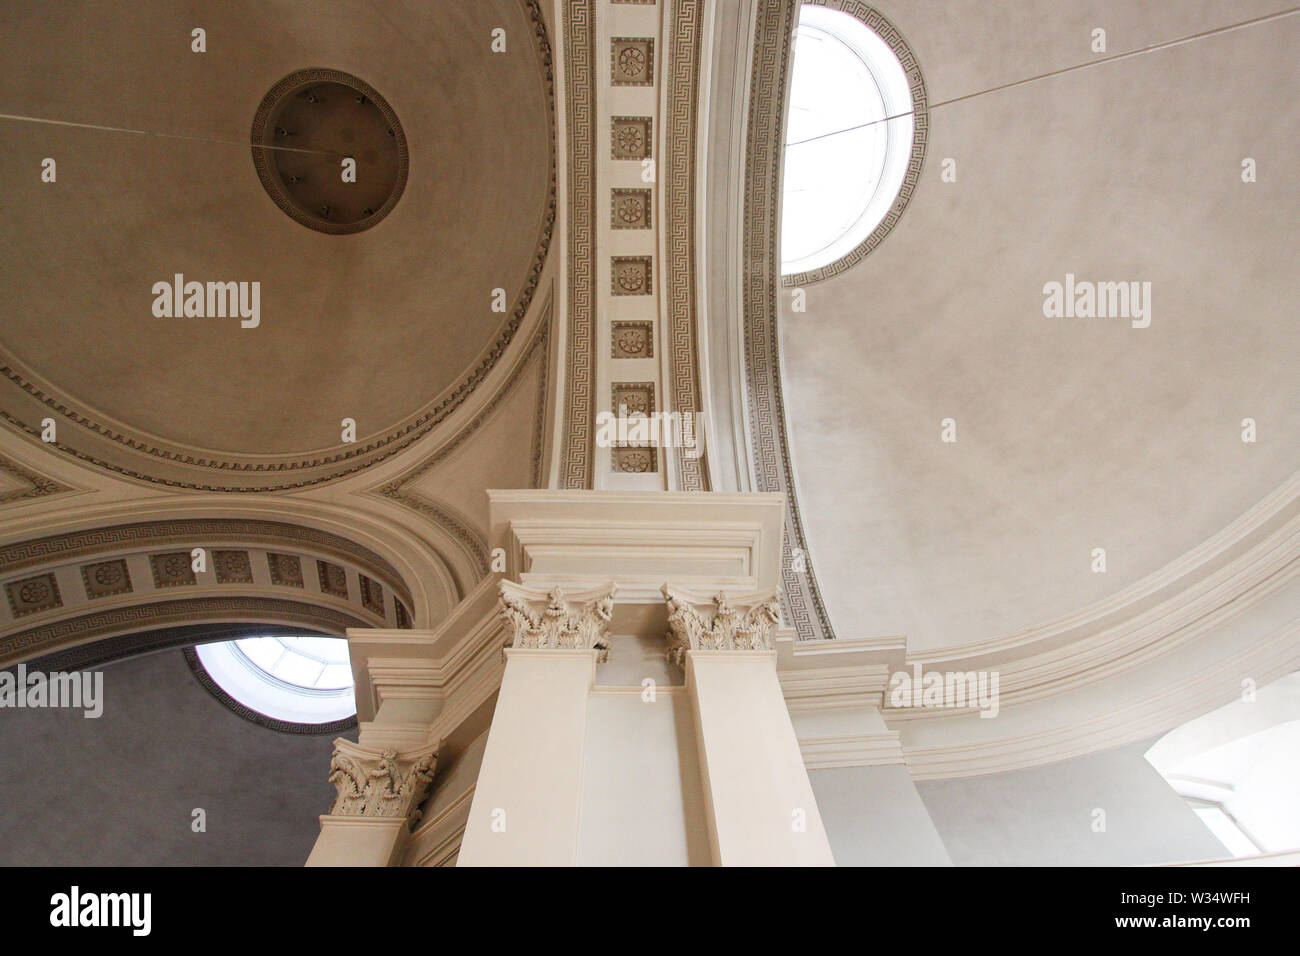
559, 0, 597, 489
0, 0, 557, 493
745, 0, 835, 641
779, 0, 929, 287
250, 69, 409, 236
0, 518, 411, 609
183, 646, 358, 735
664, 0, 708, 491
1, 596, 368, 664
375, 309, 553, 583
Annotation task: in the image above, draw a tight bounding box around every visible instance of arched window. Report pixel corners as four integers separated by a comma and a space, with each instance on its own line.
782, 4, 918, 277
193, 635, 356, 726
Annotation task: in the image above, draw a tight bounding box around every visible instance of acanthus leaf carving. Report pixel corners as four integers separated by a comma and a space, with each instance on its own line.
661, 584, 782, 665
327, 739, 438, 826
498, 581, 617, 661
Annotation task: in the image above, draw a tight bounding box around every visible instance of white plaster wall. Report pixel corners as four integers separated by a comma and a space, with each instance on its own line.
577, 690, 711, 866
915, 738, 1229, 865
809, 764, 953, 866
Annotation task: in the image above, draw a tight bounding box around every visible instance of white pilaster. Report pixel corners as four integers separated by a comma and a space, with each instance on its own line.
687, 649, 835, 866
457, 648, 598, 865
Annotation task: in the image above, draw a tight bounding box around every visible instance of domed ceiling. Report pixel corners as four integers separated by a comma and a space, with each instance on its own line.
0, 0, 554, 490
778, 0, 1299, 655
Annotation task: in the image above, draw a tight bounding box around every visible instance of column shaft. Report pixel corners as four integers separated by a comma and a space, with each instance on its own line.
458, 648, 597, 866
687, 650, 835, 866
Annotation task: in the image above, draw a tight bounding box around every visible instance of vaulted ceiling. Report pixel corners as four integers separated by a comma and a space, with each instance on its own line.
0, 0, 554, 490
779, 0, 1299, 655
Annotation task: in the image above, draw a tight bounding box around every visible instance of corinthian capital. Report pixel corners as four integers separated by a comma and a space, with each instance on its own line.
498, 581, 618, 661
327, 739, 438, 826
661, 585, 782, 665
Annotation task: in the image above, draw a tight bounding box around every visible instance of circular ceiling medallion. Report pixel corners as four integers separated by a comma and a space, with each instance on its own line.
251, 69, 408, 234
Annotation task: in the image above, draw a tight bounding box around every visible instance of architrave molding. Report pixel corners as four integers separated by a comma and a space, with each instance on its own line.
23, 621, 326, 672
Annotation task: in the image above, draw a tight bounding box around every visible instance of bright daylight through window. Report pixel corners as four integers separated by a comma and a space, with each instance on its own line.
782, 4, 915, 276
195, 635, 356, 725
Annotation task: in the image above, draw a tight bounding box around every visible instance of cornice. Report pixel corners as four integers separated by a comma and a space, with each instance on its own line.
800, 731, 905, 770
896, 616, 1300, 780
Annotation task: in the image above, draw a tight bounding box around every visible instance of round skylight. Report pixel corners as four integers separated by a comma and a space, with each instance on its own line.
194, 635, 357, 726
782, 4, 916, 276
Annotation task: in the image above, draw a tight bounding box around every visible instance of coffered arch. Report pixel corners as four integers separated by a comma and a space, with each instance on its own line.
0, 495, 469, 665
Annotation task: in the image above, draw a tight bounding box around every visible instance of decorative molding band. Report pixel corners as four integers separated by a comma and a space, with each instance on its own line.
182, 646, 358, 736
886, 519, 1300, 717
373, 309, 554, 586
0, 452, 73, 505
801, 731, 905, 770
780, 0, 929, 287
741, 0, 836, 642
781, 662, 893, 712
499, 580, 616, 660
909, 470, 1300, 664
328, 739, 438, 826
559, 0, 598, 489
250, 68, 408, 235
23, 621, 328, 673
0, 517, 411, 609
0, 596, 369, 666
662, 584, 781, 664
663, 0, 708, 491
0, 0, 557, 493
897, 617, 1300, 780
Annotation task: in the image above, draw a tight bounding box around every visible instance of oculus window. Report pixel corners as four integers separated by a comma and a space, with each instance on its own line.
194, 635, 357, 726
782, 4, 915, 276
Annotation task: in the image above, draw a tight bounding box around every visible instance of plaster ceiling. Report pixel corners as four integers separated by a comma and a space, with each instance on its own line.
0, 0, 553, 487
780, 0, 1299, 653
